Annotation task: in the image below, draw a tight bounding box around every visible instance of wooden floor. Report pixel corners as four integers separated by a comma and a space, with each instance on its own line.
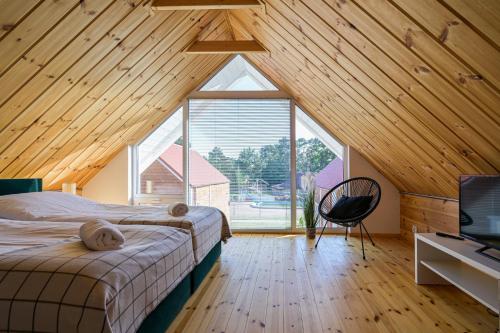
167, 234, 497, 333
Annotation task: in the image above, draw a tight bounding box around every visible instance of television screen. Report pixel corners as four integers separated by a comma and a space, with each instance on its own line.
460, 175, 500, 250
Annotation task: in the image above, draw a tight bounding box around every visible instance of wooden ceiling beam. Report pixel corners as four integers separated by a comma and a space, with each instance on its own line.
151, 0, 262, 10
185, 40, 266, 54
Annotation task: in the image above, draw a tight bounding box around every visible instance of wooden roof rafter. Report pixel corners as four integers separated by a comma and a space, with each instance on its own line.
151, 0, 263, 11
185, 8, 267, 54
185, 40, 266, 54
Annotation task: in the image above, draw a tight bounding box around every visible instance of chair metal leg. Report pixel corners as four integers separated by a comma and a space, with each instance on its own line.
361, 222, 375, 246
315, 222, 328, 248
345, 226, 348, 240
360, 223, 366, 260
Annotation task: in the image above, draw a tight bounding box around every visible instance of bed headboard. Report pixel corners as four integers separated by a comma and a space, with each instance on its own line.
0, 178, 43, 196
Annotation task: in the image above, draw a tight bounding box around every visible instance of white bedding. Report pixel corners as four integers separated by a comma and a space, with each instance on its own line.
0, 221, 80, 254
0, 219, 194, 333
0, 191, 231, 263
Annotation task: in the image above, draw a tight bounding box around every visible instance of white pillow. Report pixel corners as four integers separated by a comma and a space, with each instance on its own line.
0, 191, 100, 220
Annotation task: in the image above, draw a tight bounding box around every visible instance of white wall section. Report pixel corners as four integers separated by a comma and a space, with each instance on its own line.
82, 146, 131, 205
348, 146, 400, 234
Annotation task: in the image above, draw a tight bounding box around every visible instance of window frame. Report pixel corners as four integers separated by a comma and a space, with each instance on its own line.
132, 55, 347, 233
131, 106, 186, 205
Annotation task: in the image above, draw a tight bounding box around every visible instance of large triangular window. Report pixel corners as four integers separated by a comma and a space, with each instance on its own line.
134, 56, 345, 232
200, 55, 278, 91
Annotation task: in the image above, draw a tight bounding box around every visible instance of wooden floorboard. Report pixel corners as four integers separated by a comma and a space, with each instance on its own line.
167, 234, 497, 333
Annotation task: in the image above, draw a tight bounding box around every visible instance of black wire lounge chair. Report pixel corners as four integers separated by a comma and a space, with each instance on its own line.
316, 177, 381, 259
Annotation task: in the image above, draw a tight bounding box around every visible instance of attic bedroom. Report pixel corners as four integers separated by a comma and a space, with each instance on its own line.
0, 0, 498, 332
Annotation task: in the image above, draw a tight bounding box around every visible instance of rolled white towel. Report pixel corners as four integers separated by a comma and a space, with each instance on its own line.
79, 219, 125, 251
168, 202, 189, 217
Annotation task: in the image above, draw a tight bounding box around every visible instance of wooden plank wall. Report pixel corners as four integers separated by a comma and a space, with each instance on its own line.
0, 0, 231, 190
400, 193, 458, 244
0, 0, 498, 196
229, 0, 500, 198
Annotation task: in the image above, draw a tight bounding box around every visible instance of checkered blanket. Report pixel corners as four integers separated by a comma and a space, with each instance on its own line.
113, 205, 229, 264
0, 220, 194, 333
0, 192, 231, 264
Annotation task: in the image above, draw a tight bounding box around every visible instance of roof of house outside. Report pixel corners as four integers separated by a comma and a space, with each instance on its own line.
159, 144, 229, 188
314, 158, 344, 190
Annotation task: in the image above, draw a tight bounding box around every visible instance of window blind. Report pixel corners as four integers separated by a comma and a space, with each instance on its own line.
188, 99, 291, 228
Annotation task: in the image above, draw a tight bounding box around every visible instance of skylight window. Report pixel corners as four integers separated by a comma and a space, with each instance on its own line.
200, 55, 278, 91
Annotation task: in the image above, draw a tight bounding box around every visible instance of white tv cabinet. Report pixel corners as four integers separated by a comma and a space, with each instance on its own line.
415, 233, 500, 325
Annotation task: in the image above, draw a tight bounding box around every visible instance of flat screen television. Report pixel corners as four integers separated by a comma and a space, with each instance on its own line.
459, 175, 500, 253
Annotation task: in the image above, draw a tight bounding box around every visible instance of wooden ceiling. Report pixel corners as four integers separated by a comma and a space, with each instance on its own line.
0, 0, 232, 191
229, 0, 500, 197
0, 0, 498, 198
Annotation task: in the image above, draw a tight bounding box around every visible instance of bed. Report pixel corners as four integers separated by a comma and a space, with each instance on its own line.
0, 182, 230, 291
0, 219, 195, 333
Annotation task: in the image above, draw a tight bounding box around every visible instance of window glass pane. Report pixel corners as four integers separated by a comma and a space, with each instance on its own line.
200, 55, 278, 91
137, 108, 184, 199
295, 107, 344, 230
189, 99, 290, 229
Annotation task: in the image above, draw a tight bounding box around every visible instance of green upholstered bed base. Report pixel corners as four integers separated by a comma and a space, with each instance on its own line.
137, 274, 191, 333
137, 241, 221, 333
0, 178, 42, 195
191, 241, 221, 292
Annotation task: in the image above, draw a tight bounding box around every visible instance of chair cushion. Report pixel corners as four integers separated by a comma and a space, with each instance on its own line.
327, 195, 373, 219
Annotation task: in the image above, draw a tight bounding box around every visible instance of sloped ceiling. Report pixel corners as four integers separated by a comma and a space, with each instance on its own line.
0, 0, 231, 190
0, 0, 498, 198
230, 0, 500, 198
